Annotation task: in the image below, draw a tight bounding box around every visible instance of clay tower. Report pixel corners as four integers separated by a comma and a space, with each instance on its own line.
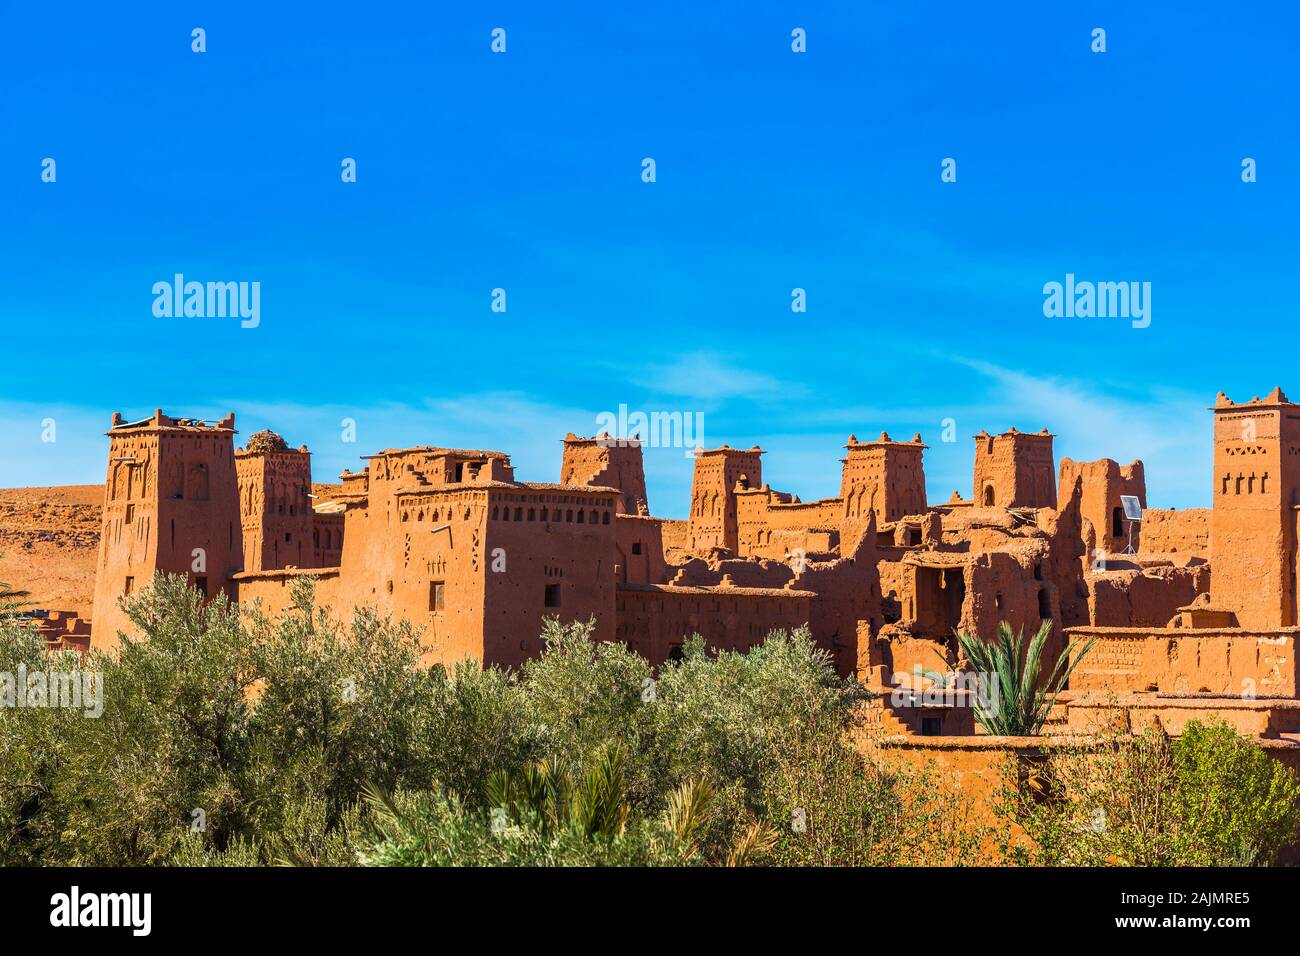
1209, 388, 1300, 628
973, 428, 1056, 509
90, 410, 243, 647
560, 433, 650, 515
839, 432, 927, 532
687, 445, 763, 552
235, 430, 314, 571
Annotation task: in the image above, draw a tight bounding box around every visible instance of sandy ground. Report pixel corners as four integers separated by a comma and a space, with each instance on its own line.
0, 483, 344, 618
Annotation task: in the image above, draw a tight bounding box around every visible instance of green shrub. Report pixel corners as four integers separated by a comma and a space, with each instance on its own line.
999, 719, 1300, 866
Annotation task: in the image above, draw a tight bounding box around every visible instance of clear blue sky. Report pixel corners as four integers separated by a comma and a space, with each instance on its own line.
2, 2, 1296, 517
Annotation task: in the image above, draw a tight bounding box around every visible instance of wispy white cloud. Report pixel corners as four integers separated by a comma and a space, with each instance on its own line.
633, 353, 801, 402
945, 357, 1208, 507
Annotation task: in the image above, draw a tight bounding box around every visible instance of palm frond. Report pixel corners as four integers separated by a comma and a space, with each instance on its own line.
726, 820, 780, 867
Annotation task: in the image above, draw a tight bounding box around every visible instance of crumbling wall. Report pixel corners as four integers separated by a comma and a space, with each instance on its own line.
1058, 457, 1146, 554
1087, 564, 1209, 627
1140, 508, 1210, 555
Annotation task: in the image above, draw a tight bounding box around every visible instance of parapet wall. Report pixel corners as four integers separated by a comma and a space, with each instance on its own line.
1067, 625, 1298, 697
1139, 508, 1210, 555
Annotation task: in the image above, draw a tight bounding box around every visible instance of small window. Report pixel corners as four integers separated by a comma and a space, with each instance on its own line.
602, 512, 610, 525
1112, 506, 1124, 538
429, 581, 445, 611
195, 576, 208, 597
995, 592, 1004, 611
631, 542, 642, 555
124, 576, 134, 595
285, 532, 291, 542
125, 503, 135, 524
921, 716, 943, 737
544, 583, 561, 608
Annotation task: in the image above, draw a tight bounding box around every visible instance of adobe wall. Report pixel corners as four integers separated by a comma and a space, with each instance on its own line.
1140, 508, 1210, 555
615, 582, 813, 667
788, 523, 882, 676
235, 445, 314, 572
972, 429, 1055, 510
1208, 390, 1300, 629
481, 489, 620, 669
1064, 694, 1300, 738
660, 519, 688, 554
1058, 457, 1145, 554
838, 434, 926, 542
233, 567, 343, 618
615, 514, 666, 585
91, 411, 243, 649
686, 447, 763, 553
1086, 564, 1209, 627
560, 434, 650, 516
312, 512, 344, 567
1067, 625, 1299, 697
735, 487, 840, 559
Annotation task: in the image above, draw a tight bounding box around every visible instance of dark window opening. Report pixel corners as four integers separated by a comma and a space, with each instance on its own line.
1112, 505, 1124, 538
195, 576, 208, 597
982, 485, 995, 507
124, 576, 134, 595
454, 463, 464, 482
1038, 587, 1051, 620
125, 503, 135, 524
907, 528, 922, 546
544, 583, 561, 608
429, 581, 445, 611
921, 716, 943, 737
285, 532, 291, 542
631, 542, 642, 555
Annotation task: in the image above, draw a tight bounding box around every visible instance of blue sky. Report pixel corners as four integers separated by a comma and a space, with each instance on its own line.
2, 2, 1296, 517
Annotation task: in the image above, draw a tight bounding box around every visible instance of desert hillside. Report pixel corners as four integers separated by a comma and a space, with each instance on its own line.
0, 485, 102, 616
